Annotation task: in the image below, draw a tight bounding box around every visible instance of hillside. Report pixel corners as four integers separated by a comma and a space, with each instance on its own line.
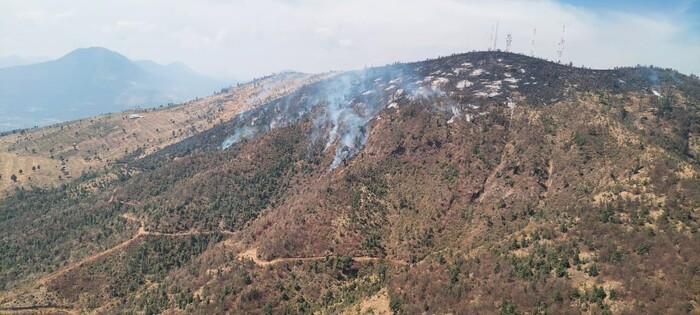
0, 47, 230, 131
0, 71, 334, 196
0, 51, 699, 314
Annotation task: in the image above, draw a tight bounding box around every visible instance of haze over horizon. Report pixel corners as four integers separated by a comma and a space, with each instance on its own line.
1, 0, 699, 80
2, 1, 700, 314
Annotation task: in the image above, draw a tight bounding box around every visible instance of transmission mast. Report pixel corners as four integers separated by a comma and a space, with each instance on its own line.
488, 24, 494, 51
505, 34, 512, 52
493, 21, 499, 51
531, 28, 536, 57
557, 25, 566, 62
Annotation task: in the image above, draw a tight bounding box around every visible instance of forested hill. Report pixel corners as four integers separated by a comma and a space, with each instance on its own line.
1, 51, 699, 314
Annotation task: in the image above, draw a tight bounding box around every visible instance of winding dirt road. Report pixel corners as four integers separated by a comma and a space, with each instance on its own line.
2, 196, 404, 313
238, 248, 408, 267
0, 305, 75, 315
0, 209, 236, 312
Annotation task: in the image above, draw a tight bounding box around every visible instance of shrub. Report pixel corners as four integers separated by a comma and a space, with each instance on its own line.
389, 297, 402, 314
588, 264, 599, 277
636, 242, 650, 255
590, 286, 607, 303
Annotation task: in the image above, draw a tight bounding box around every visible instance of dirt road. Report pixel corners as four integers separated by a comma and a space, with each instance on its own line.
238, 248, 408, 267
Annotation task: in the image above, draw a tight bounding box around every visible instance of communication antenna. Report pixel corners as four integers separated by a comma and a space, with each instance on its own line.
488, 24, 494, 51
493, 21, 500, 51
531, 28, 536, 57
505, 34, 512, 52
557, 25, 566, 62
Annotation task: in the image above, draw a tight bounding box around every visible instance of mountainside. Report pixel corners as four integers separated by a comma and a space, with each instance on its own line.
0, 71, 332, 196
0, 55, 50, 68
0, 47, 230, 131
0, 51, 699, 314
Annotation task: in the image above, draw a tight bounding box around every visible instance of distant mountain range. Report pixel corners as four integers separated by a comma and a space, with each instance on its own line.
0, 55, 50, 68
0, 47, 232, 131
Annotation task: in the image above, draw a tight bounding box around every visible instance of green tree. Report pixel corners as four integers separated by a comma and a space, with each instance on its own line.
262, 302, 273, 315
590, 286, 607, 303
636, 242, 650, 255
500, 300, 520, 315
389, 297, 402, 314
588, 264, 599, 277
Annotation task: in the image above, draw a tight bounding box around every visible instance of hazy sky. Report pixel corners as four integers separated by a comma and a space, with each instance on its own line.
1, 0, 698, 79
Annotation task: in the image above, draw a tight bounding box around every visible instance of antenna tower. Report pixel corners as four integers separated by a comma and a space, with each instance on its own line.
505, 34, 512, 52
493, 21, 500, 51
488, 24, 494, 51
557, 25, 566, 61
531, 28, 536, 57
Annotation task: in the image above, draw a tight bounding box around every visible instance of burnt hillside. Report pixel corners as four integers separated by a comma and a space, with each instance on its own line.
1, 51, 699, 314
140, 51, 698, 167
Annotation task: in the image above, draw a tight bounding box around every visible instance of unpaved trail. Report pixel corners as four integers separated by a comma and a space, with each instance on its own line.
238, 248, 408, 267
21, 213, 144, 289
0, 210, 236, 311
238, 248, 326, 266
31, 212, 237, 286
0, 305, 76, 315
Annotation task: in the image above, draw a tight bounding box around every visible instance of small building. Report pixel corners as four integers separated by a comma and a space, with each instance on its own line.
128, 114, 142, 119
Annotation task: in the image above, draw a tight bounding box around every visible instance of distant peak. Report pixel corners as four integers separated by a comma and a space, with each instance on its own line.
60, 47, 130, 62
78, 46, 114, 52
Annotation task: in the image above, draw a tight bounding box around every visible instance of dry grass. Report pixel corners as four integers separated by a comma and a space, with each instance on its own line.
340, 288, 392, 315
0, 72, 335, 196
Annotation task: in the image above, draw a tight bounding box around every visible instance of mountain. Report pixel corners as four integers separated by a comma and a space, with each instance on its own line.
0, 51, 699, 314
0, 71, 334, 196
0, 47, 230, 131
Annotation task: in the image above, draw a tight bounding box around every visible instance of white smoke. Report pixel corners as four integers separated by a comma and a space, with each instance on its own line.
220, 56, 503, 169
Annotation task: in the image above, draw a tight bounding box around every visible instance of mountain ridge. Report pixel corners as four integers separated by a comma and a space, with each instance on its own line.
0, 51, 699, 314
0, 47, 231, 132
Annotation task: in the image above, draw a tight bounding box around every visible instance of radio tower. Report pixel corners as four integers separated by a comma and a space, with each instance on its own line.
493, 21, 500, 51
557, 25, 566, 62
531, 28, 536, 57
488, 24, 494, 51
505, 34, 512, 52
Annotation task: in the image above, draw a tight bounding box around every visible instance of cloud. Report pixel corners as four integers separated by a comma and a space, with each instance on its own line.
1, 0, 699, 79
55, 10, 74, 19
175, 27, 228, 50
314, 27, 334, 40
313, 27, 354, 49
338, 38, 353, 48
15, 10, 45, 20
105, 20, 157, 32
16, 9, 73, 20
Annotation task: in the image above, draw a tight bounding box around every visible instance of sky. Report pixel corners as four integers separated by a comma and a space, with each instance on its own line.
1, 0, 698, 80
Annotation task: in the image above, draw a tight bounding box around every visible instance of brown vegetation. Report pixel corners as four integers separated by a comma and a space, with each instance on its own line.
1, 51, 699, 314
